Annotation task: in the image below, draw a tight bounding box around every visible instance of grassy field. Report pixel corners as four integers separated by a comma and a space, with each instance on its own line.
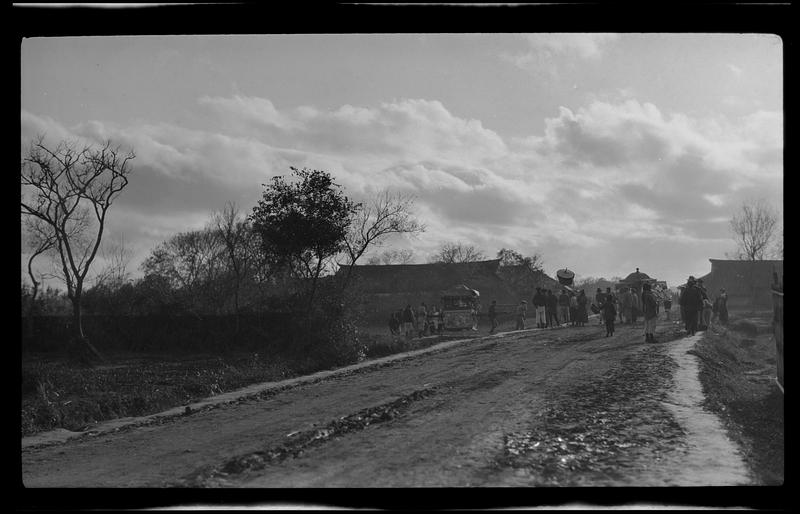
21, 321, 482, 437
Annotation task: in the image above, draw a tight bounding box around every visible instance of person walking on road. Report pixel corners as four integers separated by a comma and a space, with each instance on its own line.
401, 304, 416, 340
713, 288, 729, 325
417, 302, 428, 337
602, 295, 617, 337
533, 288, 547, 329
489, 299, 499, 334
663, 294, 673, 321
679, 277, 703, 336
620, 287, 633, 324
594, 288, 606, 325
702, 294, 713, 330
545, 289, 558, 327
631, 288, 641, 325
558, 289, 571, 327
577, 290, 589, 326
697, 279, 709, 330
642, 283, 659, 343
569, 292, 578, 326
515, 300, 527, 330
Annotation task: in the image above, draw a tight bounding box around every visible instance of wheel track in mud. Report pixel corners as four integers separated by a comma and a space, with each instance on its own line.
170, 386, 440, 487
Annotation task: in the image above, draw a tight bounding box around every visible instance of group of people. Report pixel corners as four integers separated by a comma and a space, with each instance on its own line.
388, 277, 730, 342
511, 288, 591, 332
389, 303, 445, 339
677, 276, 728, 336
595, 284, 660, 341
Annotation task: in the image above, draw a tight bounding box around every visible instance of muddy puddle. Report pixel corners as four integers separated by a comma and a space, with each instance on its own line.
493, 334, 751, 486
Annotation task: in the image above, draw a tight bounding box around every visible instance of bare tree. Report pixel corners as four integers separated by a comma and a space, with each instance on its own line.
213, 201, 264, 338
396, 248, 415, 264
340, 190, 424, 282
496, 248, 543, 271
23, 217, 57, 339
21, 136, 135, 360
93, 234, 133, 290
23, 217, 56, 309
773, 226, 784, 259
729, 199, 778, 261
366, 248, 417, 265
141, 227, 227, 315
429, 241, 486, 263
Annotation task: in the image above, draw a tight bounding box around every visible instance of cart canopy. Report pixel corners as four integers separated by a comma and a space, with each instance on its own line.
440, 284, 480, 298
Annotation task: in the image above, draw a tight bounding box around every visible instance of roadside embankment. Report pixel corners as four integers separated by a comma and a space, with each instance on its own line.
688, 312, 783, 485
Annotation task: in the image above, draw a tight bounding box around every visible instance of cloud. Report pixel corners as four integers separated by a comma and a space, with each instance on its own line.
727, 63, 744, 77
21, 93, 782, 287
523, 33, 620, 59
503, 33, 619, 75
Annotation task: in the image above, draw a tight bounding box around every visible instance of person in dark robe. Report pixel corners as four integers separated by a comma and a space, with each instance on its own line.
679, 277, 703, 336
602, 295, 617, 337
546, 289, 559, 328
696, 279, 709, 330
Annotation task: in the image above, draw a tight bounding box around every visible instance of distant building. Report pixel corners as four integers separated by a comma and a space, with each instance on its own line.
615, 268, 661, 295
336, 259, 559, 324
696, 259, 783, 309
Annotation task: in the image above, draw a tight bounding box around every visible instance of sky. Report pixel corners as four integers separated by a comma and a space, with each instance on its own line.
20, 33, 783, 288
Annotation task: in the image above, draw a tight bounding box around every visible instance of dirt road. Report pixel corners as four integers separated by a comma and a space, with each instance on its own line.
21, 322, 752, 488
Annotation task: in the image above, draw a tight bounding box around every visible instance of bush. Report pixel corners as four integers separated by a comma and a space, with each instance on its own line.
732, 320, 759, 336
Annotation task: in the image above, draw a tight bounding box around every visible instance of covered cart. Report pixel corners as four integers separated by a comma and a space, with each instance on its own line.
440, 284, 480, 331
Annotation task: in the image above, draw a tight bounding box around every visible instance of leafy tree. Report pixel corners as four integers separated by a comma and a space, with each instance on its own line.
250, 167, 357, 312
21, 136, 134, 361
729, 199, 779, 260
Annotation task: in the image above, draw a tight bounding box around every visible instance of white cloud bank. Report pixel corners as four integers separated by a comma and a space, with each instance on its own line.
21, 94, 782, 285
